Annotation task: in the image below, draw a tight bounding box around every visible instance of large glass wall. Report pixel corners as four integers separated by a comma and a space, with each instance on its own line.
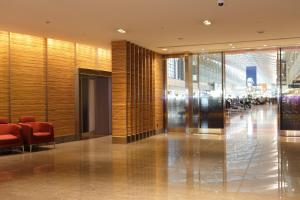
280, 48, 300, 132
166, 47, 300, 135
198, 53, 224, 130
189, 53, 224, 133
225, 51, 277, 100
166, 57, 187, 131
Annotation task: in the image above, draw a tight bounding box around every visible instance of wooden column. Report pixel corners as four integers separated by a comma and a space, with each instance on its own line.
112, 41, 128, 143
112, 40, 164, 143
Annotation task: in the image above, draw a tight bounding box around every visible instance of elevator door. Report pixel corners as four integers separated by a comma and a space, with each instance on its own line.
79, 75, 112, 138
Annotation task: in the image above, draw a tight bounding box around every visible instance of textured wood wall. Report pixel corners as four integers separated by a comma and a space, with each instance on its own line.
112, 41, 164, 143
0, 31, 112, 138
47, 39, 75, 136
76, 44, 97, 69
154, 54, 165, 130
98, 48, 112, 72
0, 31, 9, 118
10, 33, 46, 123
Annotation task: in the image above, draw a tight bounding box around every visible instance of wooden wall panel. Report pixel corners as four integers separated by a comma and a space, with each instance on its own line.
112, 41, 127, 139
76, 44, 97, 69
47, 39, 75, 136
10, 33, 46, 123
97, 48, 112, 72
0, 31, 9, 118
154, 53, 164, 130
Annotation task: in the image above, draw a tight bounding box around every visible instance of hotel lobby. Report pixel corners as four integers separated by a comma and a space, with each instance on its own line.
0, 0, 300, 199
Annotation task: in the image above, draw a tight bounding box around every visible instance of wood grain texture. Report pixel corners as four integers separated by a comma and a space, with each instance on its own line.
112, 41, 164, 142
154, 53, 164, 130
112, 41, 127, 137
97, 48, 112, 72
76, 44, 97, 69
0, 31, 9, 118
47, 39, 75, 136
10, 33, 46, 123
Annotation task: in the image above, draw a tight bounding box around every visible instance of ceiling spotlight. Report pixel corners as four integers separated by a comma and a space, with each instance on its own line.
231, 46, 236, 49
161, 48, 168, 51
117, 28, 126, 34
217, 0, 224, 6
257, 30, 265, 34
263, 44, 268, 47
229, 44, 233, 46
203, 20, 212, 26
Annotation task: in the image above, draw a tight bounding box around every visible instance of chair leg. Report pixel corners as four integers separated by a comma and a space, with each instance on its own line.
53, 141, 56, 149
22, 146, 24, 153
30, 145, 32, 152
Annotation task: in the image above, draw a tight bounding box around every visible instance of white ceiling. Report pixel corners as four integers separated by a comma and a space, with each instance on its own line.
0, 0, 300, 54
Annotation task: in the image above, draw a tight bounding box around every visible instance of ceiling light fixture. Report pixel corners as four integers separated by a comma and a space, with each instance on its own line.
117, 28, 126, 34
162, 48, 168, 51
203, 20, 212, 26
263, 44, 268, 47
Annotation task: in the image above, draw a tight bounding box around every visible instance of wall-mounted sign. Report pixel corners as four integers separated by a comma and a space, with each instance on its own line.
246, 66, 257, 87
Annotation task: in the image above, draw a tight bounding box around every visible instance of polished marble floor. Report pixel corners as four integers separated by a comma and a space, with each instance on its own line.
0, 104, 300, 199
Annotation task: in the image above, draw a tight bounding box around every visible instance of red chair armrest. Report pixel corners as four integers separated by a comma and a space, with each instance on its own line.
7, 124, 22, 139
19, 123, 33, 142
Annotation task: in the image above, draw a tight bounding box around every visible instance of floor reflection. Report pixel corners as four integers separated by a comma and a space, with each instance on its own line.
0, 105, 299, 199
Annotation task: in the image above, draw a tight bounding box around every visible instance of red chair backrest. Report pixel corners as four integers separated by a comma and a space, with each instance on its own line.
19, 116, 36, 123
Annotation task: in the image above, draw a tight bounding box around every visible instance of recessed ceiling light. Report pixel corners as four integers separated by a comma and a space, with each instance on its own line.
231, 46, 236, 49
161, 48, 168, 51
117, 28, 126, 34
229, 44, 233, 46
201, 48, 205, 51
263, 44, 268, 47
203, 20, 212, 26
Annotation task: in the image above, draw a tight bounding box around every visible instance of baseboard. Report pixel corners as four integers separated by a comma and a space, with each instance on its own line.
55, 135, 76, 144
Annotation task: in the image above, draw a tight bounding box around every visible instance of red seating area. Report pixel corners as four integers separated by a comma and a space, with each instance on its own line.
0, 117, 23, 152
0, 116, 55, 153
19, 116, 55, 152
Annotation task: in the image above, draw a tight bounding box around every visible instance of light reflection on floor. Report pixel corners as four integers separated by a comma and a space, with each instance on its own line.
0, 105, 299, 199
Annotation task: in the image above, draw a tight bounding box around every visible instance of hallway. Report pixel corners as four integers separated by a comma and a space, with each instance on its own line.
0, 106, 299, 200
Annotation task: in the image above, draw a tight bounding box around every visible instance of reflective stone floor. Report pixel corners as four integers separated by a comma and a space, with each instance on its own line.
0, 105, 300, 199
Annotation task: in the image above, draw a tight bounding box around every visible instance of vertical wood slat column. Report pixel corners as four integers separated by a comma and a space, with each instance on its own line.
151, 52, 155, 132
134, 45, 139, 139
0, 31, 9, 118
10, 33, 46, 123
126, 43, 132, 138
112, 41, 128, 143
154, 53, 165, 132
112, 40, 164, 143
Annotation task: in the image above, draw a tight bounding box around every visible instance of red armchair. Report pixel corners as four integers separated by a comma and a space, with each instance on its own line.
0, 117, 24, 152
19, 116, 55, 152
